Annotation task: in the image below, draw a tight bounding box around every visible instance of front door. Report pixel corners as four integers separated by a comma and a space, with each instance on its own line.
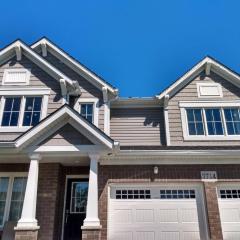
64, 178, 88, 240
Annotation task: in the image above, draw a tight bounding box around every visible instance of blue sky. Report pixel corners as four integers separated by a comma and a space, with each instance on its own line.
0, 0, 240, 97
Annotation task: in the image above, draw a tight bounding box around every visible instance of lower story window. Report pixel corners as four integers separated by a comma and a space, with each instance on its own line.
0, 175, 27, 227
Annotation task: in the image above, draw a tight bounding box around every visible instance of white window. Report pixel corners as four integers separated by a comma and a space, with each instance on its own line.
180, 101, 240, 140
0, 174, 27, 228
0, 88, 50, 132
80, 103, 93, 123
2, 69, 30, 86
74, 98, 99, 126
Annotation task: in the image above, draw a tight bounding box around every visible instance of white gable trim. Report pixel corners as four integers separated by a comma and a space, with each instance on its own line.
0, 40, 74, 87
31, 38, 118, 95
156, 57, 240, 100
15, 106, 117, 150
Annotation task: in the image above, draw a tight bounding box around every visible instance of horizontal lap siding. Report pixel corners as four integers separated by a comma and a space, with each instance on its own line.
0, 56, 62, 141
169, 71, 240, 146
110, 108, 165, 146
44, 53, 105, 131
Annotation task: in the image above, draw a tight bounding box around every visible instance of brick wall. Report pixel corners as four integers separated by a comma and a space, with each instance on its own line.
99, 164, 240, 240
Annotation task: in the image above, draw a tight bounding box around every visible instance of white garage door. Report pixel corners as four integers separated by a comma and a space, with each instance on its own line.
218, 184, 240, 240
108, 184, 208, 240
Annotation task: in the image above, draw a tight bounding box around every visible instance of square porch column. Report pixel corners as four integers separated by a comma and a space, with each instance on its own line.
15, 153, 41, 240
82, 154, 101, 240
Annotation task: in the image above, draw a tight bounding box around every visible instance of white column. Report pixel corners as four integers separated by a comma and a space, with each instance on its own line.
82, 154, 101, 228
15, 153, 41, 230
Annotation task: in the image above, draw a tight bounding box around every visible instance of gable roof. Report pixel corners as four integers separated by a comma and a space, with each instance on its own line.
31, 37, 118, 95
0, 39, 75, 88
14, 105, 118, 150
156, 56, 240, 100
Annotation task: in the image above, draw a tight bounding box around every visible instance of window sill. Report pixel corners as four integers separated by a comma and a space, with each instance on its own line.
184, 135, 240, 141
0, 127, 31, 132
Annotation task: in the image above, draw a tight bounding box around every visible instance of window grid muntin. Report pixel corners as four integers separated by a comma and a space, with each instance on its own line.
160, 189, 196, 199
205, 108, 224, 135
115, 189, 151, 199
80, 103, 93, 123
70, 182, 88, 214
220, 189, 240, 199
23, 97, 42, 126
0, 175, 27, 228
8, 177, 27, 221
186, 108, 205, 135
0, 96, 43, 128
1, 97, 21, 126
224, 108, 240, 135
186, 107, 240, 137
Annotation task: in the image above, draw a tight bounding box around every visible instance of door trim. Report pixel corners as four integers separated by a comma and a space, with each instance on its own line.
61, 175, 89, 240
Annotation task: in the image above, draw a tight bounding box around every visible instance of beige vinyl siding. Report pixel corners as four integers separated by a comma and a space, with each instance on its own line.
39, 124, 93, 146
44, 52, 105, 131
168, 71, 240, 146
0, 55, 62, 141
110, 108, 165, 146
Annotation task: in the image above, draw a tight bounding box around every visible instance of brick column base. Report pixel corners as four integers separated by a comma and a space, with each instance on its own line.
15, 230, 38, 240
203, 182, 223, 240
82, 229, 101, 240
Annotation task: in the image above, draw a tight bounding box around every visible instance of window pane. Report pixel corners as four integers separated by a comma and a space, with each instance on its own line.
33, 97, 42, 111
87, 104, 93, 115
23, 97, 42, 127
196, 122, 204, 135
205, 109, 224, 135
224, 108, 240, 135
1, 112, 11, 126
25, 97, 34, 111
12, 98, 21, 111
10, 112, 19, 126
70, 182, 88, 213
81, 105, 86, 115
0, 177, 9, 226
9, 177, 27, 221
186, 109, 194, 122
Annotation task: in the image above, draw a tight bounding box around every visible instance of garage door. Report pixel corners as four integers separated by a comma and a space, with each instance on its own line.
108, 184, 208, 240
218, 184, 240, 240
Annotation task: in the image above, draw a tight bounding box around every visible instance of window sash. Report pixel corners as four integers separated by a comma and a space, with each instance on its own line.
80, 103, 94, 123
0, 96, 43, 127
186, 107, 240, 137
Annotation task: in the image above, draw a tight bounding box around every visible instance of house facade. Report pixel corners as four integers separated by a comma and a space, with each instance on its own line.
0, 38, 239, 240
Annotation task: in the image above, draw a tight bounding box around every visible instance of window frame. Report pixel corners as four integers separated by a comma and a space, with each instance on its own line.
0, 172, 27, 229
74, 98, 99, 126
180, 101, 240, 140
0, 88, 50, 132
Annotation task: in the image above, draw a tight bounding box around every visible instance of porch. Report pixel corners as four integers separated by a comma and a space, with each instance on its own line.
0, 154, 101, 240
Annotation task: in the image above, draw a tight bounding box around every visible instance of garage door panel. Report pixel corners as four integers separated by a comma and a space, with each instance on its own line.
109, 185, 208, 240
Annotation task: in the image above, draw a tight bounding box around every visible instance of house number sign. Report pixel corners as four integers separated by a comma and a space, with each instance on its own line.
201, 171, 217, 181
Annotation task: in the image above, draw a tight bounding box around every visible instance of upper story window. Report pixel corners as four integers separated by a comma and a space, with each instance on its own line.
2, 69, 30, 86
185, 107, 240, 138
80, 103, 93, 123
1, 96, 42, 127
74, 98, 99, 126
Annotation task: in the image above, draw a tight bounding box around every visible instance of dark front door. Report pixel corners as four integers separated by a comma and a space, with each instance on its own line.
64, 178, 88, 240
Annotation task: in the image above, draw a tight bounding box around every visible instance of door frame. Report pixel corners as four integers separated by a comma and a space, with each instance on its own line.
61, 174, 89, 240
107, 182, 210, 240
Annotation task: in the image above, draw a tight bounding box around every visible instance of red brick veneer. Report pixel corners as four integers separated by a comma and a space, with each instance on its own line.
98, 164, 240, 240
